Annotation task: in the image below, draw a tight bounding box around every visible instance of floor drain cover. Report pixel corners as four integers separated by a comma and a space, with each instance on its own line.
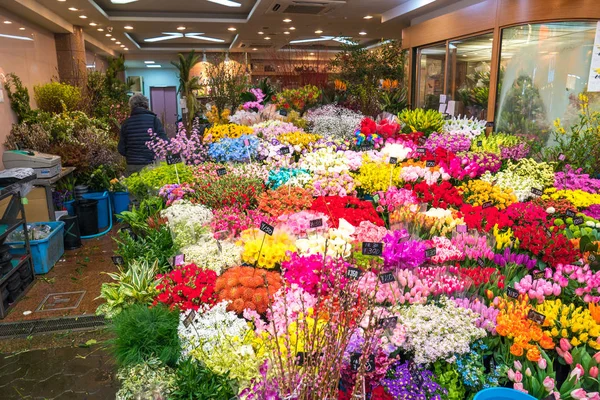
0, 315, 106, 338
35, 291, 86, 312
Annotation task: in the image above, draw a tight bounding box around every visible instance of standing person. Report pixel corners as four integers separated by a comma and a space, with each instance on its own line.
118, 93, 168, 176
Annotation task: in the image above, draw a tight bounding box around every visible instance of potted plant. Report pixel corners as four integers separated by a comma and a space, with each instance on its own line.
110, 177, 130, 215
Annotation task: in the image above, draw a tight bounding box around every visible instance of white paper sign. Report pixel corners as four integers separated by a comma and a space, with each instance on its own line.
587, 21, 600, 92
446, 101, 456, 116
438, 103, 447, 113
439, 94, 447, 104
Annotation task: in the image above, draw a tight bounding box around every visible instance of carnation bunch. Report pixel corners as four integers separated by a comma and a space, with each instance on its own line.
154, 263, 217, 310
214, 266, 282, 314
257, 186, 313, 217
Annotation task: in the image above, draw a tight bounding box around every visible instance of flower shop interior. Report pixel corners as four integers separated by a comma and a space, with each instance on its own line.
1, 0, 600, 398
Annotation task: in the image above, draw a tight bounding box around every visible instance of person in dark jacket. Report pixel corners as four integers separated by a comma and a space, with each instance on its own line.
118, 93, 168, 176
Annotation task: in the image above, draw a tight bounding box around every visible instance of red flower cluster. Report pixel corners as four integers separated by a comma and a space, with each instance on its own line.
396, 131, 425, 145
154, 263, 217, 311
359, 118, 402, 140
215, 266, 282, 314
513, 225, 578, 267
360, 118, 377, 135
459, 204, 514, 232
409, 181, 463, 209
455, 266, 505, 288
418, 147, 457, 166
504, 202, 548, 228
311, 196, 384, 228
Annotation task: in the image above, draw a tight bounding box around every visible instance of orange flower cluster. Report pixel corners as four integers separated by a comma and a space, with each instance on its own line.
495, 297, 555, 361
591, 303, 600, 324
381, 79, 399, 91
334, 80, 347, 92
257, 186, 313, 217
215, 266, 282, 314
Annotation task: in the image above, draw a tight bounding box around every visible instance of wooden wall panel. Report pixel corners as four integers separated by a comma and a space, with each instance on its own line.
497, 0, 600, 27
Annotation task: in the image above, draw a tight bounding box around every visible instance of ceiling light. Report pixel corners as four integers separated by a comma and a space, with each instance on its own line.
147, 65, 161, 68
144, 61, 155, 64
89, 22, 97, 26
186, 33, 225, 43
3, 20, 12, 24
120, 44, 125, 47
252, 48, 258, 51
124, 26, 133, 30
111, 0, 139, 3
206, 0, 242, 7
284, 31, 290, 35
228, 27, 237, 31
290, 36, 333, 44
283, 18, 292, 23
177, 26, 186, 31
364, 15, 373, 19
359, 31, 367, 35
315, 30, 323, 34
97, 28, 104, 31
19, 27, 25, 30
258, 31, 264, 35
289, 27, 296, 30
123, 47, 129, 50
79, 15, 87, 19
58, 0, 66, 2
309, 52, 315, 55
111, 38, 116, 41
68, 7, 78, 11
0, 33, 33, 41
145, 33, 186, 42
265, 36, 271, 40
116, 41, 121, 44
462, 54, 467, 57
106, 34, 112, 37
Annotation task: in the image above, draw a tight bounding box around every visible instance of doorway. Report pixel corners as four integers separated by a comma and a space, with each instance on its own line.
150, 86, 178, 136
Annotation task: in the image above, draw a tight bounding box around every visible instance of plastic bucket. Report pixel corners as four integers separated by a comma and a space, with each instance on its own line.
75, 199, 99, 236
60, 215, 82, 250
474, 388, 537, 400
64, 200, 76, 216
82, 192, 110, 230
6, 221, 65, 274
111, 191, 130, 216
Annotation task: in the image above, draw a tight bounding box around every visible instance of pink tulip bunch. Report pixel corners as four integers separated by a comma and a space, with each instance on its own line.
452, 297, 499, 334
514, 274, 562, 303
428, 236, 463, 264
451, 234, 495, 261
549, 263, 600, 304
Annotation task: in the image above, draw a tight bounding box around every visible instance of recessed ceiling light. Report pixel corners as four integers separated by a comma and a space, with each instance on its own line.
265, 36, 271, 40
97, 28, 104, 32
206, 0, 242, 7
111, 38, 116, 41
124, 26, 133, 30
315, 30, 323, 34
284, 31, 290, 35
124, 47, 129, 50
68, 7, 78, 11
89, 22, 97, 26
144, 61, 155, 64
147, 65, 161, 68
116, 41, 121, 44
309, 52, 315, 55
283, 18, 292, 23
106, 34, 112, 37
177, 26, 186, 31
228, 27, 237, 31
289, 27, 296, 30
252, 48, 257, 51
462, 54, 467, 57
19, 27, 25, 30
58, 0, 66, 2
364, 15, 373, 19
359, 31, 367, 35
3, 20, 12, 24
120, 44, 125, 47
79, 15, 87, 19
258, 31, 264, 35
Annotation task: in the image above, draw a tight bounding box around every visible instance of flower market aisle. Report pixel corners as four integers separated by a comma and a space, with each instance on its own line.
95, 100, 600, 400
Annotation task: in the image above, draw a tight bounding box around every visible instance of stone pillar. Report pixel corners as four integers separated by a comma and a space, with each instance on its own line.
54, 26, 87, 88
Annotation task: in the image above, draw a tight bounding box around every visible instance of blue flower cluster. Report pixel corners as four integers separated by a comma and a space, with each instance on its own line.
382, 361, 447, 399
208, 135, 259, 163
454, 341, 500, 391
267, 167, 311, 189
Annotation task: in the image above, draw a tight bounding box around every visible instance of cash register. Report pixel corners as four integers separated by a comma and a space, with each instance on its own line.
3, 150, 62, 179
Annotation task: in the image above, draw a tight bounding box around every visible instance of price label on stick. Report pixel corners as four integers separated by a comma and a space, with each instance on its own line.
416, 147, 426, 154
351, 353, 375, 372
558, 154, 566, 161
426, 160, 436, 168
183, 310, 196, 328
418, 136, 426, 145
362, 242, 383, 256
279, 109, 288, 117
111, 256, 124, 266
566, 209, 576, 218
573, 216, 584, 226
365, 355, 376, 373
477, 257, 485, 267
244, 138, 250, 147
425, 248, 437, 258
482, 201, 493, 209
456, 224, 467, 234
389, 157, 398, 165
527, 309, 546, 325
260, 221, 275, 236
477, 140, 483, 147
309, 218, 323, 228
531, 187, 543, 197
346, 267, 362, 280
506, 287, 519, 299
295, 352, 305, 366
378, 316, 398, 330
279, 146, 290, 155
379, 272, 395, 284
544, 228, 552, 238
166, 153, 182, 165
217, 168, 227, 177
532, 270, 545, 280
172, 254, 185, 267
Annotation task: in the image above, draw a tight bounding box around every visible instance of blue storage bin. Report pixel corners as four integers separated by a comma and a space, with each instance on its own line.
82, 192, 110, 230
110, 191, 130, 216
6, 221, 65, 275
474, 388, 537, 400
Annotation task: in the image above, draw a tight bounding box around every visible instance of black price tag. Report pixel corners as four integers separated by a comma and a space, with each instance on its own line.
389, 157, 398, 165
418, 136, 427, 145
416, 147, 426, 154
426, 160, 436, 168
506, 287, 519, 299
362, 242, 383, 256
425, 248, 437, 258
183, 310, 196, 328
482, 201, 493, 209
531, 187, 543, 196
279, 146, 291, 155
527, 309, 546, 325
217, 168, 227, 176
477, 257, 485, 267
295, 352, 305, 366
378, 316, 398, 330
566, 209, 576, 218
544, 228, 552, 238
350, 353, 375, 373
378, 272, 395, 284
121, 226, 136, 240
279, 109, 288, 116
346, 267, 362, 280
573, 216, 584, 226
309, 218, 323, 228
365, 354, 376, 373
532, 270, 545, 280
589, 254, 597, 262
166, 153, 182, 165
111, 256, 124, 266
477, 140, 483, 147
486, 121, 494, 128
259, 221, 275, 236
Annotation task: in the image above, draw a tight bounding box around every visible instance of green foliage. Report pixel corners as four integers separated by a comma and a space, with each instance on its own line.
96, 259, 161, 318
115, 226, 175, 272
84, 164, 121, 191
34, 81, 81, 114
116, 358, 176, 400
110, 304, 181, 368
380, 85, 408, 115
172, 51, 202, 126
205, 55, 249, 115
123, 163, 194, 200
433, 361, 467, 400
3, 73, 31, 122
117, 196, 166, 233
398, 108, 445, 136
171, 358, 237, 400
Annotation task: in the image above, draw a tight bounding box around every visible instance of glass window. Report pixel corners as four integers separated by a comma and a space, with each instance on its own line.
447, 33, 494, 120
495, 21, 597, 144
416, 43, 446, 110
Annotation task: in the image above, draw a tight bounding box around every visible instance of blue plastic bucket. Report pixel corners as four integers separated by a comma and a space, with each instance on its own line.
82, 192, 110, 230
474, 388, 537, 400
111, 191, 130, 216
6, 221, 65, 274
64, 200, 76, 216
